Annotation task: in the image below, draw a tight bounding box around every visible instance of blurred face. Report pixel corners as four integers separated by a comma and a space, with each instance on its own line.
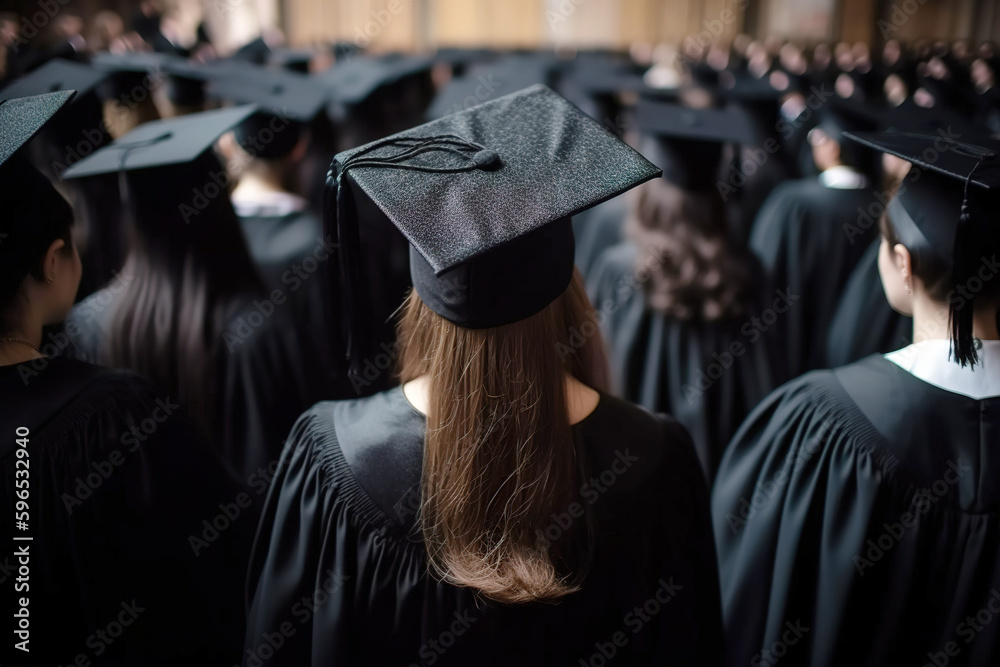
972, 59, 995, 89
884, 40, 901, 65
809, 128, 840, 172
884, 74, 908, 106
878, 234, 912, 316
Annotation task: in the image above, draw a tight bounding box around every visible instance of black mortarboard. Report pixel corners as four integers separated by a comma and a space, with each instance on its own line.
637, 98, 757, 191
231, 37, 271, 65
0, 59, 107, 101
720, 75, 784, 136
204, 63, 324, 159
89, 51, 177, 103
321, 54, 433, 119
433, 47, 499, 74
90, 51, 211, 108
329, 84, 660, 382
845, 130, 1000, 366
268, 48, 317, 74
204, 62, 326, 121
1, 90, 75, 169
426, 54, 556, 120
879, 98, 989, 141
60, 104, 257, 177
816, 98, 881, 144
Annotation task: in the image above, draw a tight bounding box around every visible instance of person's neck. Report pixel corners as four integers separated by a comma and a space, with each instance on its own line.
911, 294, 1000, 343
0, 318, 45, 365
233, 171, 287, 198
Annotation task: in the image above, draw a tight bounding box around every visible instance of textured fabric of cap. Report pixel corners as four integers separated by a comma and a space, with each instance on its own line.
328, 83, 659, 383
0, 90, 76, 167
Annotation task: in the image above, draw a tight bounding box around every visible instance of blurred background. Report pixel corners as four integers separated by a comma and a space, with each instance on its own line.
3, 0, 999, 61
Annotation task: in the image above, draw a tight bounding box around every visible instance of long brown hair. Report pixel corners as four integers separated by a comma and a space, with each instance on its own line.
627, 178, 752, 321
397, 270, 608, 604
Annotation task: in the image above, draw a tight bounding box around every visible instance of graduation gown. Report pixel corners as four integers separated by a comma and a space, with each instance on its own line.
825, 238, 912, 367
0, 358, 252, 666
245, 387, 723, 666
713, 354, 1000, 666
62, 281, 329, 481
587, 241, 779, 480
572, 196, 627, 284
238, 205, 349, 398
749, 177, 878, 378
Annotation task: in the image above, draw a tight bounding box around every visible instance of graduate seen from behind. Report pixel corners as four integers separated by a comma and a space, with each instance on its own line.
58, 106, 332, 480
587, 99, 777, 481
245, 85, 724, 666
713, 131, 1000, 667
0, 92, 250, 666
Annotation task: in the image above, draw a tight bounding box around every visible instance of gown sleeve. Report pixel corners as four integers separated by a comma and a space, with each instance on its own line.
1, 367, 252, 666
711, 372, 898, 667
244, 404, 361, 666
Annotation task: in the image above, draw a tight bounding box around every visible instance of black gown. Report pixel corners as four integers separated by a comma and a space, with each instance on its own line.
62, 281, 330, 481
587, 242, 779, 480
572, 196, 628, 283
245, 387, 723, 666
712, 354, 1000, 666
238, 207, 348, 398
0, 357, 251, 666
749, 178, 878, 378
825, 238, 912, 367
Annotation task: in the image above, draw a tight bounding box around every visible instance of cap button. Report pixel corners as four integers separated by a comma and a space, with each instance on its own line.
472, 149, 502, 170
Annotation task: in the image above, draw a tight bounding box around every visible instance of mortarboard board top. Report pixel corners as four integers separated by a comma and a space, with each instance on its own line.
336, 83, 660, 276
204, 63, 326, 121
60, 104, 257, 178
0, 60, 106, 102
320, 54, 433, 109
0, 90, 76, 167
845, 131, 1000, 190
638, 98, 760, 145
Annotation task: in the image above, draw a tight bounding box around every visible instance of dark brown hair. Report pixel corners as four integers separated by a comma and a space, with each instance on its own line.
106, 154, 262, 436
627, 178, 751, 321
396, 270, 608, 604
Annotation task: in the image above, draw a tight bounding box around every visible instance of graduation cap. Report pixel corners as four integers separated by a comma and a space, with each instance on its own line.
328, 84, 660, 382
1, 91, 77, 290
0, 59, 107, 101
268, 48, 317, 74
204, 63, 326, 121
231, 37, 272, 65
321, 54, 433, 119
89, 51, 199, 105
426, 55, 556, 120
60, 104, 257, 178
205, 63, 326, 158
637, 99, 757, 190
845, 130, 1000, 366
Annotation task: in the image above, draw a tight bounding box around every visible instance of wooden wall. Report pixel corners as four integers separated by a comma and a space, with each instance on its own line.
178, 0, 1000, 54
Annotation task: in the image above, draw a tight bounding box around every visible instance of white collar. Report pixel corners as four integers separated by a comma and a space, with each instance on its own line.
232, 189, 307, 218
885, 339, 1000, 399
818, 165, 869, 190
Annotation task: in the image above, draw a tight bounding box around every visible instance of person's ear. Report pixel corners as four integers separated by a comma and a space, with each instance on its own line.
893, 243, 912, 294
41, 238, 67, 285
217, 131, 237, 162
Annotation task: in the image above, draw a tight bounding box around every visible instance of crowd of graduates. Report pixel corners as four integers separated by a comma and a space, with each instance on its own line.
3, 2, 1000, 665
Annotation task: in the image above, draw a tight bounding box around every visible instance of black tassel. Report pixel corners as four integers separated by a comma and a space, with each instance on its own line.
950, 199, 977, 367
949, 155, 989, 368
324, 134, 503, 391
